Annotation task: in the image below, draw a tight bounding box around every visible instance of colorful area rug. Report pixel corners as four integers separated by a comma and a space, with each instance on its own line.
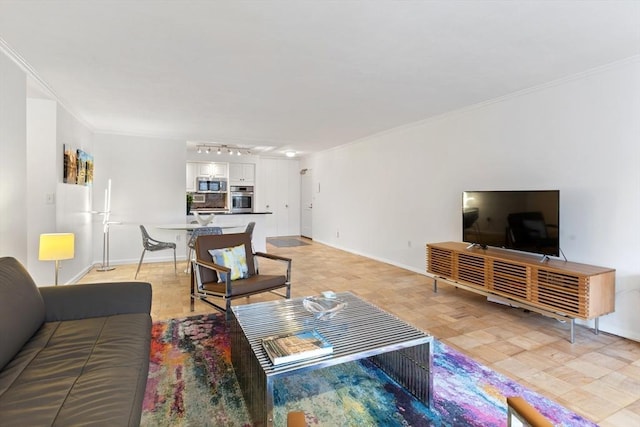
141, 314, 596, 426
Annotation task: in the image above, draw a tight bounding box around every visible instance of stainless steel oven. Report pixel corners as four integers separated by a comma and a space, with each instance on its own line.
230, 185, 254, 213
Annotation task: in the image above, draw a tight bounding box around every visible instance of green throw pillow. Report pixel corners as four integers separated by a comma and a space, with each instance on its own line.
208, 245, 249, 282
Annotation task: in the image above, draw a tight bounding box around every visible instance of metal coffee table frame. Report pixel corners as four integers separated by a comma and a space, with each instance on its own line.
231, 292, 433, 426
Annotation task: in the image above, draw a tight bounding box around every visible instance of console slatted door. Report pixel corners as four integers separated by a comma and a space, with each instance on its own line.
491, 260, 528, 299
534, 269, 583, 317
456, 253, 486, 288
427, 246, 453, 277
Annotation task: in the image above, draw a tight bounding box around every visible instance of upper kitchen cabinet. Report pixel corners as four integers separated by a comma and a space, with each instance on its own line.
187, 162, 228, 191
186, 162, 198, 192
229, 163, 255, 184
198, 162, 228, 178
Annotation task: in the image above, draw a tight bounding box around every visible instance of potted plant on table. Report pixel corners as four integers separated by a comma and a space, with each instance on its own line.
186, 194, 193, 215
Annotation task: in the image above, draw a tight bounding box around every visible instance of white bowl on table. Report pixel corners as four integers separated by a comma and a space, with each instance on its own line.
303, 295, 347, 321
193, 211, 215, 226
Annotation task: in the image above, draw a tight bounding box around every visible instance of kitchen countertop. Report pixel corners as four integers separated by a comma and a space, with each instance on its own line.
188, 211, 272, 215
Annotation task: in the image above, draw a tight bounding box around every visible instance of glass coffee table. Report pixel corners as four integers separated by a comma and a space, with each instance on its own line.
231, 292, 433, 426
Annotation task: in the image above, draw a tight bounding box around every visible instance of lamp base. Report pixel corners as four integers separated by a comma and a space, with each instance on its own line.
97, 226, 115, 272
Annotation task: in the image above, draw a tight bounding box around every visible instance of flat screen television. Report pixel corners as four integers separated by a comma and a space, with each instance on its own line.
462, 190, 560, 257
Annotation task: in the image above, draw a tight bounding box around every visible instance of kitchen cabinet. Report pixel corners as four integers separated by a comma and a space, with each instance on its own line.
186, 162, 197, 192
187, 162, 228, 191
198, 162, 227, 178
258, 158, 300, 237
229, 163, 255, 184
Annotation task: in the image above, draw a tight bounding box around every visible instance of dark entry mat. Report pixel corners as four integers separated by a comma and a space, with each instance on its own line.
267, 237, 311, 248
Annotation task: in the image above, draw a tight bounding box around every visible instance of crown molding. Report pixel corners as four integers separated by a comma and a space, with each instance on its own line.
0, 36, 94, 131
334, 55, 640, 152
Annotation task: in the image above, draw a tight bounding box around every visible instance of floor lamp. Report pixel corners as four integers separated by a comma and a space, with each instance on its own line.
96, 178, 116, 271
39, 233, 75, 286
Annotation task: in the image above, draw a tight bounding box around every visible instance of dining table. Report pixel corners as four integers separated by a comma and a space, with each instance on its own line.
156, 223, 244, 231
156, 212, 268, 253
156, 223, 249, 274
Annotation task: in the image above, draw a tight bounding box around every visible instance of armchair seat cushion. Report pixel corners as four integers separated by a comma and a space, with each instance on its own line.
200, 274, 287, 297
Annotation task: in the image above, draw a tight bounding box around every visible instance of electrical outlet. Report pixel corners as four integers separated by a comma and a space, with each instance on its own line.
45, 193, 55, 205
176, 234, 181, 242
336, 230, 340, 238
408, 240, 412, 247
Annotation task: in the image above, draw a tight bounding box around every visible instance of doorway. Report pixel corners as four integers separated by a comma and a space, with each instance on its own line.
300, 169, 313, 239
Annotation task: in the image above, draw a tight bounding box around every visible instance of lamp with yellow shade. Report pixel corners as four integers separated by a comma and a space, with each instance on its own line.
39, 233, 75, 285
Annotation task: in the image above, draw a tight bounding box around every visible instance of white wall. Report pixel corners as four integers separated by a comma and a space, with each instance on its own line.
1, 51, 94, 285
304, 58, 640, 341
92, 134, 187, 266
25, 98, 57, 282
55, 104, 94, 283
24, 98, 94, 285
0, 53, 27, 263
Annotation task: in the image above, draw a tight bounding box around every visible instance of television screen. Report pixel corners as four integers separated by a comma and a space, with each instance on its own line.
462, 190, 560, 257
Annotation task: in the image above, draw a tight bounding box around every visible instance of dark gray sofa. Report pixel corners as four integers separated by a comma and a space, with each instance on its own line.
0, 257, 152, 426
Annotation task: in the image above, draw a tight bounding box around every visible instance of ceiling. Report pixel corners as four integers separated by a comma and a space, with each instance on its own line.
1, 1, 638, 157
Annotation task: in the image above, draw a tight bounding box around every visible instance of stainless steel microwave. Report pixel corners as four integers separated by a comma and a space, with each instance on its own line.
196, 177, 227, 193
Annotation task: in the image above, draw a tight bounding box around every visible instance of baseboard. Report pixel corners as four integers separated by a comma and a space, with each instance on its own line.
63, 264, 94, 286
312, 239, 427, 276
91, 255, 189, 267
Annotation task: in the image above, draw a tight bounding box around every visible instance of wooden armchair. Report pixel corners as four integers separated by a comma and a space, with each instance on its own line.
190, 232, 291, 318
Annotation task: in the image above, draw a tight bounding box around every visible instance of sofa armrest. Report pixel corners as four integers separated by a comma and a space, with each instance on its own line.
40, 282, 152, 322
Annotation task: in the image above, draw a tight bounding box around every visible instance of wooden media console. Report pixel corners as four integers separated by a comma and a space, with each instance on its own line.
426, 242, 615, 343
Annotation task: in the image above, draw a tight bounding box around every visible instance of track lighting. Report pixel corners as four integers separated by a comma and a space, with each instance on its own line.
196, 144, 252, 156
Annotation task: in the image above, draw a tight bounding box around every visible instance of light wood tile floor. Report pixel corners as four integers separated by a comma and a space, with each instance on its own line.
78, 238, 640, 425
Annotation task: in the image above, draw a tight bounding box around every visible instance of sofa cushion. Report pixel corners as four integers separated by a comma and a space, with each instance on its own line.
0, 313, 151, 426
0, 257, 45, 371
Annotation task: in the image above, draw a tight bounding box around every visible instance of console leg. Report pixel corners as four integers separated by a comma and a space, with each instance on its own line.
570, 319, 575, 344
594, 317, 600, 335
433, 278, 438, 293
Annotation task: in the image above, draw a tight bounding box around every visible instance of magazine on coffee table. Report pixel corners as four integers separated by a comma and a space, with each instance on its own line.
262, 330, 333, 365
